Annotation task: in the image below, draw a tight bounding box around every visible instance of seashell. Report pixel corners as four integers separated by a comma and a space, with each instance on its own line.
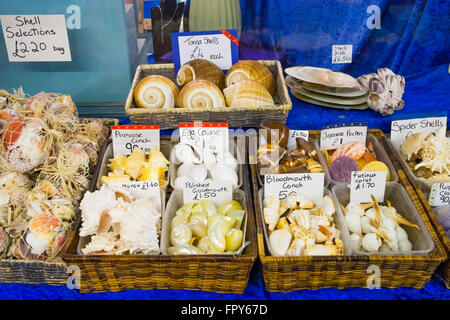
305, 243, 339, 256
173, 143, 203, 164
208, 215, 235, 253
223, 79, 274, 108
328, 156, 359, 183
189, 164, 208, 182
398, 239, 412, 251
138, 163, 165, 185
361, 233, 382, 252
330, 141, 366, 163
350, 233, 362, 250
225, 60, 276, 95
296, 138, 318, 159
170, 223, 192, 247
288, 209, 311, 230
321, 195, 335, 217
101, 170, 131, 185
257, 144, 286, 168
400, 131, 431, 161
227, 210, 245, 229
177, 80, 226, 109
264, 207, 279, 232
177, 163, 194, 178
263, 195, 280, 210
174, 176, 190, 191
198, 199, 217, 217
209, 164, 238, 187
357, 68, 405, 116
276, 217, 290, 231
306, 158, 324, 173
280, 149, 308, 168
202, 149, 217, 168
197, 236, 211, 253
176, 59, 225, 89
168, 245, 204, 255
345, 209, 362, 235
134, 75, 179, 109
286, 237, 306, 256
269, 229, 292, 256
123, 147, 146, 179
217, 200, 243, 215
225, 228, 243, 252
259, 121, 290, 148
216, 151, 239, 172
295, 194, 315, 209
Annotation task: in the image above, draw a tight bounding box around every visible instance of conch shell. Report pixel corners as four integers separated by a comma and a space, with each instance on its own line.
133, 75, 179, 109
177, 59, 225, 89
400, 131, 432, 160
177, 80, 226, 109
223, 79, 274, 108
357, 68, 405, 116
225, 60, 276, 95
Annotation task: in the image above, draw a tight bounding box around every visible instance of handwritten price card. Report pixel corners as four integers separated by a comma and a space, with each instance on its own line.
332, 45, 352, 64
106, 181, 161, 208
286, 130, 309, 151
390, 115, 447, 150
111, 125, 160, 157
171, 29, 239, 73
350, 171, 387, 204
429, 183, 450, 207
264, 173, 324, 206
179, 122, 229, 154
183, 180, 232, 205
0, 15, 71, 62
320, 123, 367, 150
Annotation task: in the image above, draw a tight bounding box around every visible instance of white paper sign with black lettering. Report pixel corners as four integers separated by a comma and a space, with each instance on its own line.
179, 122, 229, 154
264, 173, 324, 206
183, 180, 232, 205
105, 181, 161, 208
259, 129, 309, 152
320, 123, 367, 150
0, 15, 71, 62
111, 125, 160, 157
171, 29, 239, 74
429, 183, 450, 207
332, 44, 352, 64
390, 115, 447, 150
350, 171, 387, 204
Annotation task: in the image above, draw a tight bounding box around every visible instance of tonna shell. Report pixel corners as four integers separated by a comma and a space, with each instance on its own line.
225, 60, 276, 95
177, 80, 226, 109
177, 59, 225, 89
223, 79, 274, 108
133, 75, 179, 109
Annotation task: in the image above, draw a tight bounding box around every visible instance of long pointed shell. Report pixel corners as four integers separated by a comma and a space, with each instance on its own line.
225, 60, 276, 95
223, 79, 274, 108
177, 59, 225, 89
133, 75, 179, 109
178, 80, 226, 109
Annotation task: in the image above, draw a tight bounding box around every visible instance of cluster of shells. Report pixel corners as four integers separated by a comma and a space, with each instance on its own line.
133, 59, 276, 110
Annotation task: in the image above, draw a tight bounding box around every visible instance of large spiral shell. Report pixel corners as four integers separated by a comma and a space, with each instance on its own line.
223, 79, 274, 108
225, 60, 276, 95
178, 80, 226, 109
133, 75, 179, 109
177, 59, 225, 89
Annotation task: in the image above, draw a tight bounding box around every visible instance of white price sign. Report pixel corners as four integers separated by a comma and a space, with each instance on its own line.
332, 45, 352, 64
320, 124, 367, 150
105, 181, 161, 208
183, 180, 232, 205
264, 173, 324, 206
429, 183, 450, 207
0, 15, 71, 62
350, 171, 387, 204
287, 130, 309, 151
390, 116, 447, 150
111, 125, 160, 157
179, 122, 229, 154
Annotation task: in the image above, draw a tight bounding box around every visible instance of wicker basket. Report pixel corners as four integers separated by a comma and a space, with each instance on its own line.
61, 138, 257, 293
251, 129, 447, 292
0, 118, 117, 286
380, 135, 450, 288
125, 60, 292, 129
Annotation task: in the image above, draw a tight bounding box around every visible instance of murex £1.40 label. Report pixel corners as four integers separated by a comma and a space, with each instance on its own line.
320, 124, 367, 150
264, 173, 324, 206
183, 180, 232, 205
390, 116, 447, 150
429, 183, 450, 207
350, 171, 387, 204
111, 125, 160, 157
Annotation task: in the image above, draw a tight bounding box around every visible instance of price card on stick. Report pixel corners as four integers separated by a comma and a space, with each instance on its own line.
0, 15, 72, 62
390, 115, 447, 150
320, 123, 367, 150
183, 180, 232, 205
111, 125, 160, 157
264, 173, 324, 206
429, 183, 450, 207
105, 181, 161, 208
350, 171, 387, 204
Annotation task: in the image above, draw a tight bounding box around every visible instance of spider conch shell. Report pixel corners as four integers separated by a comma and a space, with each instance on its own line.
400, 131, 432, 160
225, 60, 276, 95
133, 75, 179, 109
223, 79, 274, 108
177, 80, 226, 109
357, 68, 405, 116
176, 59, 225, 89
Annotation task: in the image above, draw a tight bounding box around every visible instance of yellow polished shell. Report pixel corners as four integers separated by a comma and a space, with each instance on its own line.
134, 75, 179, 109
177, 80, 226, 109
225, 60, 276, 95
177, 59, 225, 89
223, 79, 274, 108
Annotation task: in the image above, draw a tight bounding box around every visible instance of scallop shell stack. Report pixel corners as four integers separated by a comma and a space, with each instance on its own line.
178, 80, 226, 109
225, 60, 276, 95
223, 79, 274, 108
133, 75, 179, 109
177, 59, 225, 90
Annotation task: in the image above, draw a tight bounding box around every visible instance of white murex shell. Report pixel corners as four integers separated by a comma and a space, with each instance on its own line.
357, 67, 405, 116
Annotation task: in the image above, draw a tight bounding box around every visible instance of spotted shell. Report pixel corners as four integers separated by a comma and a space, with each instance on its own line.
133, 75, 179, 109
177, 59, 225, 89
177, 80, 226, 109
223, 79, 274, 108
225, 60, 276, 95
